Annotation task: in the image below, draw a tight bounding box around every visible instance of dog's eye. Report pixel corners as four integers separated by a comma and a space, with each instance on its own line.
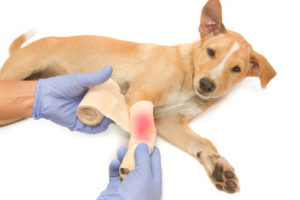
207, 48, 215, 57
232, 66, 241, 72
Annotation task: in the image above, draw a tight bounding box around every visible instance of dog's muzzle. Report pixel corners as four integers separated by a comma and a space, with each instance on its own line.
199, 77, 216, 93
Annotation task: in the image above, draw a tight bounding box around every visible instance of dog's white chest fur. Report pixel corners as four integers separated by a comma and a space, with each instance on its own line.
154, 84, 204, 118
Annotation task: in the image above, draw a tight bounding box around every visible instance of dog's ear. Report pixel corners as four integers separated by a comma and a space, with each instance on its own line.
199, 0, 226, 38
249, 51, 277, 89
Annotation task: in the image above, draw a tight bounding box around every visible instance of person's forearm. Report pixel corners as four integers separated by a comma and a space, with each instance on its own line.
0, 80, 37, 120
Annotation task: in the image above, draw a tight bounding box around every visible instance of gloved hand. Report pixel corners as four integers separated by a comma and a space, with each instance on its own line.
97, 144, 162, 200
32, 66, 113, 134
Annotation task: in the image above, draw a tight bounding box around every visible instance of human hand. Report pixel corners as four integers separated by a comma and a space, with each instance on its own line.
32, 66, 113, 133
97, 144, 162, 200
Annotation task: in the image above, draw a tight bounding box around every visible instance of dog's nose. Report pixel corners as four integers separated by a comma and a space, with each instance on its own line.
199, 77, 216, 93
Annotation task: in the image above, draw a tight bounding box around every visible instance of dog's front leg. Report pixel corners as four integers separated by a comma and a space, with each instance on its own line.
155, 114, 240, 193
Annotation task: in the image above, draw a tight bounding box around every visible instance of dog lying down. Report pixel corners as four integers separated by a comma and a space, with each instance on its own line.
0, 0, 276, 193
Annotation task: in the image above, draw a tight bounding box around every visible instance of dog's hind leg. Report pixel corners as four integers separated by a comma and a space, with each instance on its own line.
0, 47, 57, 81
0, 43, 65, 126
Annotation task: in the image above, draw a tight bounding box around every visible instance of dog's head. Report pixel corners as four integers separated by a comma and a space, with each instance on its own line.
193, 0, 276, 99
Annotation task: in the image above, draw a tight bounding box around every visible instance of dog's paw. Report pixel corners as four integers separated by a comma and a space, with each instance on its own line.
211, 157, 239, 193
197, 152, 239, 193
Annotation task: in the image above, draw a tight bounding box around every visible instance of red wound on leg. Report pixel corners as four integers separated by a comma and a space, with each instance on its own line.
132, 113, 155, 142
129, 101, 156, 145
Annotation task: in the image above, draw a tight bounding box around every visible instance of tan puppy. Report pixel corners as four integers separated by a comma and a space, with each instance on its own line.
0, 0, 276, 193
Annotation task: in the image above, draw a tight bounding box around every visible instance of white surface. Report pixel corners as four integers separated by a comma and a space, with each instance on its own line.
0, 0, 299, 199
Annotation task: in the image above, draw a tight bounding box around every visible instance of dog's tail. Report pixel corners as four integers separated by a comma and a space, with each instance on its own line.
9, 29, 36, 55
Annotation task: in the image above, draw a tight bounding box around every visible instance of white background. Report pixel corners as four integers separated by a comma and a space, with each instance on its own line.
0, 0, 299, 199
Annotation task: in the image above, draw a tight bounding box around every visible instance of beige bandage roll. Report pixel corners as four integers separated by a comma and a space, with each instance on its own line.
76, 79, 130, 132
119, 101, 157, 180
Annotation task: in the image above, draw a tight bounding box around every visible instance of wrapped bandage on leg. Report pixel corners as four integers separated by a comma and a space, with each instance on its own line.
76, 79, 130, 132
119, 100, 157, 180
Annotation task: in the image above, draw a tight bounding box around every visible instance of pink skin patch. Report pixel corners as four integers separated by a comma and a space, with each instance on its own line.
131, 113, 155, 142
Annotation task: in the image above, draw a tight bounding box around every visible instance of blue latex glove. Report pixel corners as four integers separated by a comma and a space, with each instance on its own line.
97, 144, 162, 200
32, 66, 113, 134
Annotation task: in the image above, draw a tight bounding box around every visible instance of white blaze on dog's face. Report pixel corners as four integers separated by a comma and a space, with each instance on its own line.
193, 0, 276, 99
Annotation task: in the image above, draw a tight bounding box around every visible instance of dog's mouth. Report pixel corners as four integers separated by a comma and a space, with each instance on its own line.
196, 88, 210, 100
197, 89, 205, 96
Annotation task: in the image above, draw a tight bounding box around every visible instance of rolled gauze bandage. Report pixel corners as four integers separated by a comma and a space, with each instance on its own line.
119, 100, 157, 180
76, 79, 130, 132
